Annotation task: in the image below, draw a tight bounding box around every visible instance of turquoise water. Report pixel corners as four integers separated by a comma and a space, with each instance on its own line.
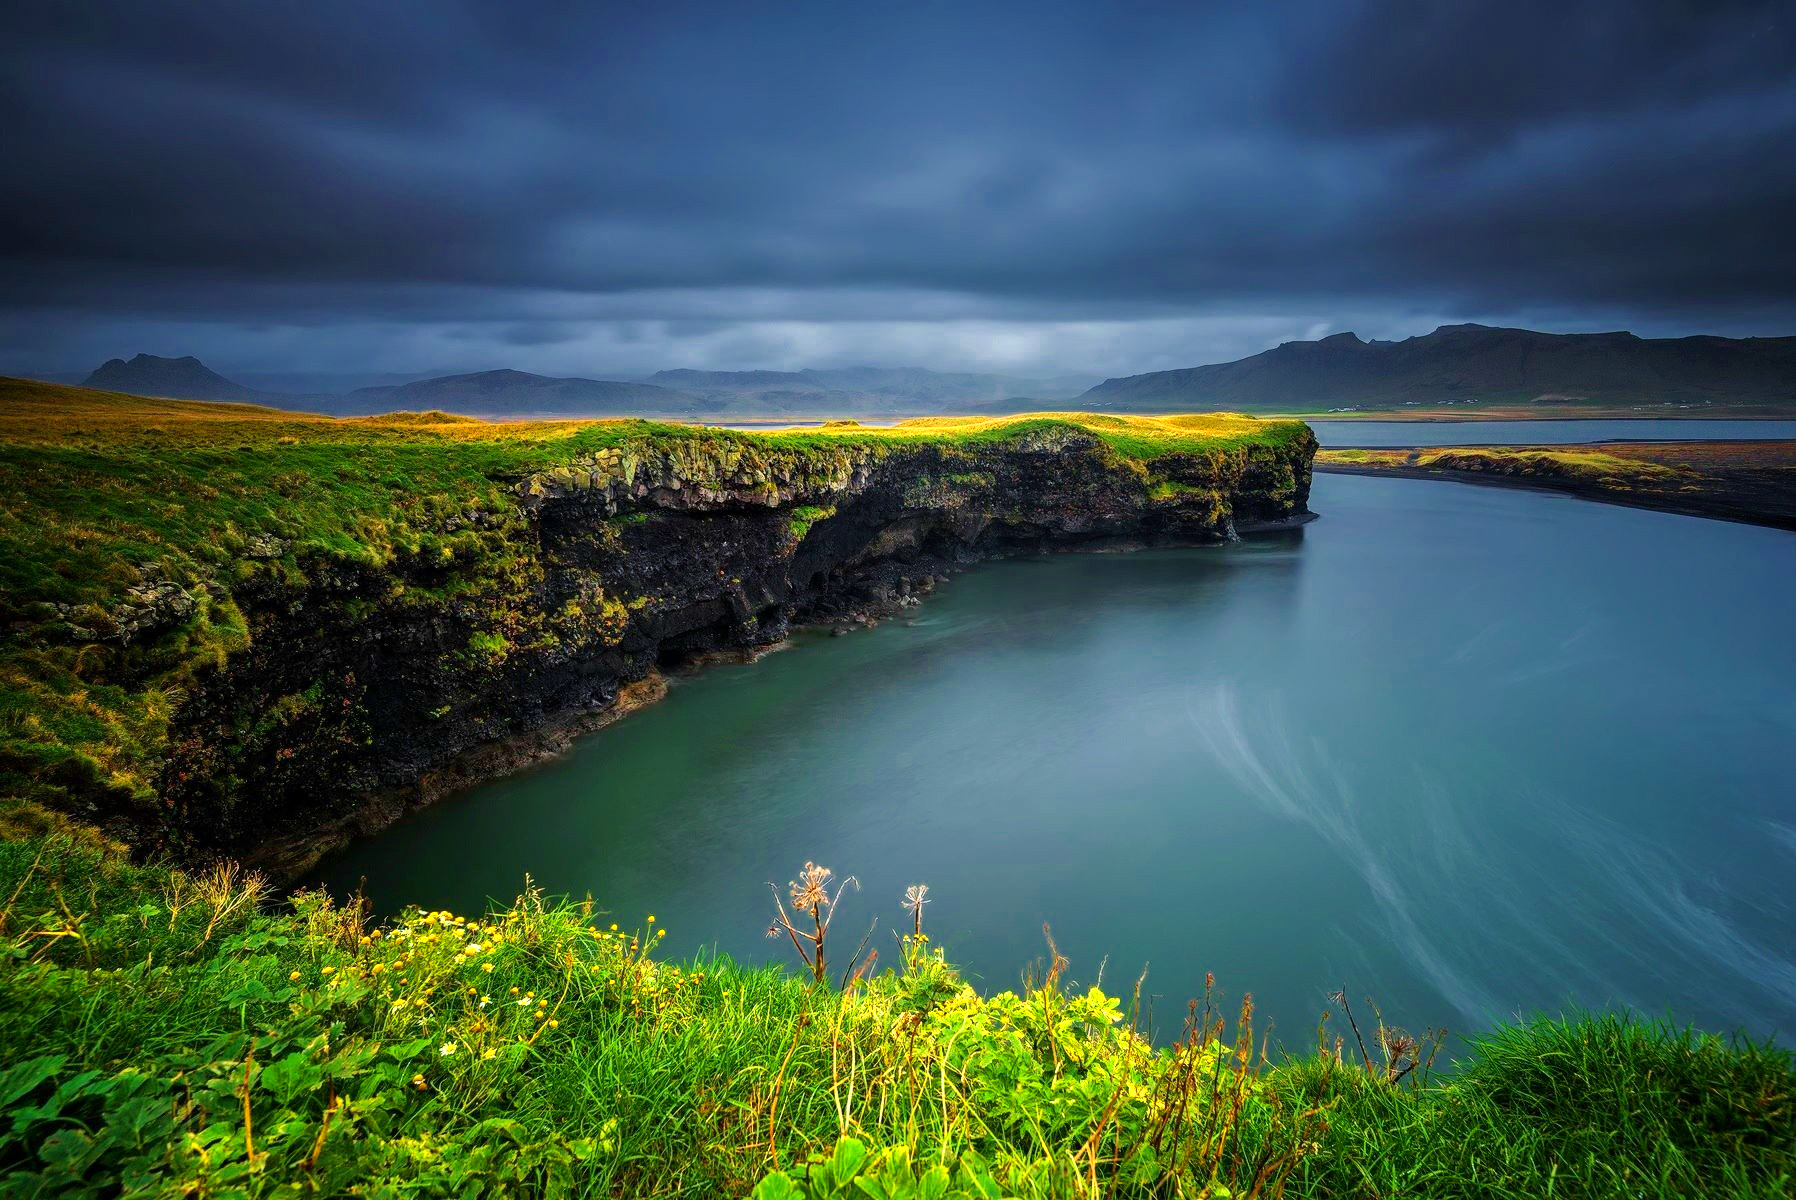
317, 474, 1796, 1050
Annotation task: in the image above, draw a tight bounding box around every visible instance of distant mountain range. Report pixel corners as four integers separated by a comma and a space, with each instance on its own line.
74, 355, 1093, 417
66, 326, 1796, 419
643, 367, 1097, 412
340, 370, 697, 416
1080, 325, 1796, 412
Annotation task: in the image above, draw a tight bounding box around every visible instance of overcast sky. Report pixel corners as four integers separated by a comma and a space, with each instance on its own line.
4, 0, 1793, 382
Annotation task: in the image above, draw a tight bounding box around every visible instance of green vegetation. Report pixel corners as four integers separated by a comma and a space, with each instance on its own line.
0, 378, 1309, 843
786, 505, 837, 541
1, 837, 1789, 1198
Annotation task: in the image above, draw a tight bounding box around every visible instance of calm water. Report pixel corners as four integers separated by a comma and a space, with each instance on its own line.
317, 475, 1796, 1050
1309, 418, 1796, 447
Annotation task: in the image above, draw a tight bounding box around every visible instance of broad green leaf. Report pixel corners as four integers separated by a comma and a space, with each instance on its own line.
831, 1136, 868, 1182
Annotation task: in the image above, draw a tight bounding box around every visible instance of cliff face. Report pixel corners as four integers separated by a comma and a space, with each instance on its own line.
0, 384, 1313, 876
157, 424, 1314, 876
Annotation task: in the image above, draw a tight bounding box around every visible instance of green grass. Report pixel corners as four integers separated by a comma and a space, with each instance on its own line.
0, 378, 1311, 843
0, 837, 1789, 1198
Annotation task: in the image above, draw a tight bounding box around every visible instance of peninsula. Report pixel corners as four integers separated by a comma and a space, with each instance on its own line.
0, 378, 1314, 874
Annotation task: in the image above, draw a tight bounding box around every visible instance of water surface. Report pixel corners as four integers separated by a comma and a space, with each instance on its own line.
319, 476, 1796, 1050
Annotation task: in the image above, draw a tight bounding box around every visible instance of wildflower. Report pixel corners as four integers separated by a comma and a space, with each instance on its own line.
321, 966, 335, 975
656, 929, 666, 939
549, 1019, 559, 1029
439, 1042, 458, 1056
610, 924, 618, 931
479, 995, 491, 1008
412, 1073, 427, 1089
481, 962, 494, 973
482, 1048, 496, 1060
647, 915, 655, 924
516, 997, 532, 1008
510, 986, 520, 995
391, 999, 408, 1009
289, 971, 301, 981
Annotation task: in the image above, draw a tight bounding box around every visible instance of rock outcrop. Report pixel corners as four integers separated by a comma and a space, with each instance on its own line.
130, 424, 1314, 877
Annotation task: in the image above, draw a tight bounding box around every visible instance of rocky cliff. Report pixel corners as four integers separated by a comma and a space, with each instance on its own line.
0, 385, 1313, 877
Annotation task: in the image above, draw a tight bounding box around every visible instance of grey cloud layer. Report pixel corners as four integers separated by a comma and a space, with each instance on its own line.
3, 0, 1792, 374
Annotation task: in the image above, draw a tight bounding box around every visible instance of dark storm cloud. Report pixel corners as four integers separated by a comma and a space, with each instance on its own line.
2, 0, 1793, 375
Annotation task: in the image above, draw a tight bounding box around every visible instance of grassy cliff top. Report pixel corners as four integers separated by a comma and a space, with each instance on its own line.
1, 377, 1307, 613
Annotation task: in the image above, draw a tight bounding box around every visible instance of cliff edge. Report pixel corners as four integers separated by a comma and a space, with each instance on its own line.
0, 380, 1314, 875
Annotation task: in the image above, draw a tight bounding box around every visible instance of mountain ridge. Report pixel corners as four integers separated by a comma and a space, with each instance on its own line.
64, 327, 1796, 418
1081, 324, 1796, 412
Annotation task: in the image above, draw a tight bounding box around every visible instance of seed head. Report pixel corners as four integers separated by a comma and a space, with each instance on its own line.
788, 862, 833, 915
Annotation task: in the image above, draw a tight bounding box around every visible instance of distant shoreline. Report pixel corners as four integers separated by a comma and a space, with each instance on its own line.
1316, 441, 1796, 532
1273, 405, 1796, 422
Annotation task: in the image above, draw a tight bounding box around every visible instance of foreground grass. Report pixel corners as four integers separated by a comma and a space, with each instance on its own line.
0, 377, 1309, 842
1, 838, 1790, 1198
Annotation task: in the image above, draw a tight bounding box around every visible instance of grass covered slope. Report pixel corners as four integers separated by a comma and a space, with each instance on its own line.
1316, 442, 1796, 530
0, 377, 1312, 854
1, 837, 1791, 1198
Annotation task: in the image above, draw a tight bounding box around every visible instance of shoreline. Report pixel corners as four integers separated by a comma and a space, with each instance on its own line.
1315, 461, 1796, 532
286, 513, 1315, 886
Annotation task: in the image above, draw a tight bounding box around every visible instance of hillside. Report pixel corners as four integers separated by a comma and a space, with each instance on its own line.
643, 369, 870, 413
66, 358, 1092, 418
82, 353, 277, 405
1082, 324, 1796, 413
642, 366, 1093, 413
337, 369, 702, 416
